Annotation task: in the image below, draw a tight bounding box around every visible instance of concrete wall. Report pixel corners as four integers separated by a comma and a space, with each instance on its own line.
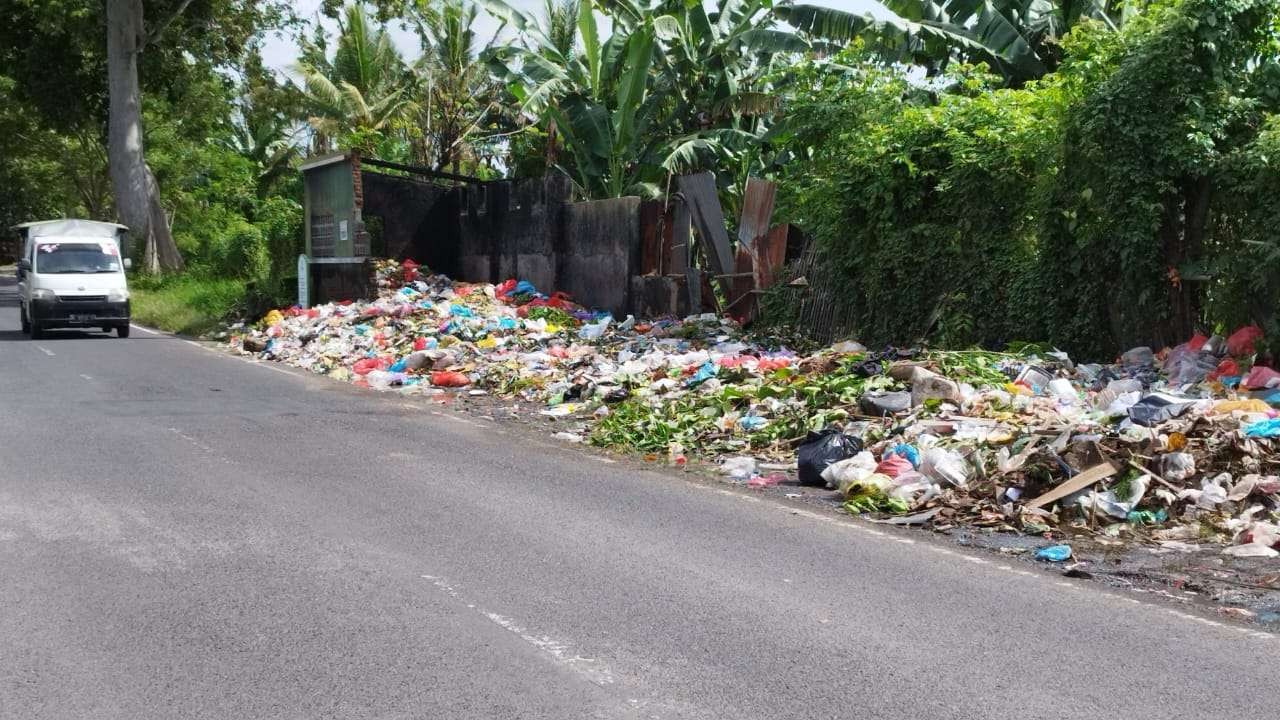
360, 172, 457, 272
313, 163, 644, 314
560, 197, 641, 317
456, 175, 569, 293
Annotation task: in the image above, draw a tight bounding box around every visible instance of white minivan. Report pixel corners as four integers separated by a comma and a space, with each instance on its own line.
14, 220, 133, 339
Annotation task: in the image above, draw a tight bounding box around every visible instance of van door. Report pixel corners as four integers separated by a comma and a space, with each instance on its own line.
16, 234, 30, 307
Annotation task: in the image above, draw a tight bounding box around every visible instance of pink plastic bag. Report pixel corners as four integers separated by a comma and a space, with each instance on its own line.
1243, 365, 1280, 390
875, 454, 914, 478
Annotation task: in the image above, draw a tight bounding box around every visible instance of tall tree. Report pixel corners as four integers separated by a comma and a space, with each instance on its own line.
107, 0, 186, 271
3, 0, 294, 270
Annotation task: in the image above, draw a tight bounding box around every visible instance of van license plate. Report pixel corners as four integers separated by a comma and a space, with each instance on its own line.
70, 314, 94, 323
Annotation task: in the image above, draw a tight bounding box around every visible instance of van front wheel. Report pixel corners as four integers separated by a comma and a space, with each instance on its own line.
116, 324, 130, 338
30, 323, 44, 339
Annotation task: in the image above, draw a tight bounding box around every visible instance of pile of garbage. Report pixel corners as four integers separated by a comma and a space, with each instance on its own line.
234, 260, 1280, 558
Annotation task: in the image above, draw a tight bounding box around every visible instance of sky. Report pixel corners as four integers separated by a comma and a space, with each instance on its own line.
260, 0, 885, 78
261, 0, 549, 77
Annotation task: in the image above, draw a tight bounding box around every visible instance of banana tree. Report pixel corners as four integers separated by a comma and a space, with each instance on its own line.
484, 0, 661, 197
776, 0, 1119, 84
485, 0, 810, 198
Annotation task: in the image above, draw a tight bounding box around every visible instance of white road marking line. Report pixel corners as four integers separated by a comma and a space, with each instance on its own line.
483, 612, 614, 686
35, 345, 54, 356
167, 427, 215, 454
79, 374, 92, 381
232, 357, 299, 377
421, 574, 614, 686
129, 323, 160, 335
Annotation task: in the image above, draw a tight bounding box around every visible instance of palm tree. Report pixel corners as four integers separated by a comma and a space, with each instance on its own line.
409, 0, 505, 173
776, 0, 1119, 85
293, 4, 414, 154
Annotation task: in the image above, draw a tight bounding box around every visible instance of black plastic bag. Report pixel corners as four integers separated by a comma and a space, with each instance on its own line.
797, 428, 863, 487
1127, 392, 1197, 427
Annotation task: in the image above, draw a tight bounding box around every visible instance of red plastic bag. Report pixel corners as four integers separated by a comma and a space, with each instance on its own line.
401, 258, 420, 283
1227, 325, 1264, 356
1186, 333, 1209, 351
430, 371, 471, 387
1209, 358, 1240, 380
352, 357, 388, 376
496, 279, 517, 297
413, 337, 428, 351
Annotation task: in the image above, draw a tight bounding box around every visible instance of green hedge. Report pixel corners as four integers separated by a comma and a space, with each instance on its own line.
773, 0, 1279, 359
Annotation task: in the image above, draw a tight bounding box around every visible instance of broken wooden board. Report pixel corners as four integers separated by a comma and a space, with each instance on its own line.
677, 172, 734, 279
638, 200, 667, 275
727, 244, 756, 321
1024, 461, 1118, 509
672, 198, 696, 311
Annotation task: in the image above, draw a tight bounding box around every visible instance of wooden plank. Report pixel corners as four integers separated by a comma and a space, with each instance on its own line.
671, 198, 697, 313
677, 172, 734, 278
637, 200, 665, 275
1024, 462, 1118, 509
727, 244, 756, 321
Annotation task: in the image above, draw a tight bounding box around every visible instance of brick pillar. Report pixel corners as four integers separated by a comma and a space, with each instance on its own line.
350, 151, 363, 210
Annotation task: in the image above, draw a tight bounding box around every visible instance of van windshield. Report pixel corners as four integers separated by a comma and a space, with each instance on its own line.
35, 242, 121, 274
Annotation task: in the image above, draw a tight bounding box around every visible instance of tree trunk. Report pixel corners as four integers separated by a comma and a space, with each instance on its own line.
1152, 177, 1210, 348
106, 0, 184, 272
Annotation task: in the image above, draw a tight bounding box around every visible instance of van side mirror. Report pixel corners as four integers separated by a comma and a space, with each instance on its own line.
17, 259, 30, 273
123, 258, 132, 270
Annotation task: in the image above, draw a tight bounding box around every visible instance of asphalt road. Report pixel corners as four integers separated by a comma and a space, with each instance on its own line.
1, 272, 1277, 719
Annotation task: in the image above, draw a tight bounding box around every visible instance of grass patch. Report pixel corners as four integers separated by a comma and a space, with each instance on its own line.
129, 274, 245, 336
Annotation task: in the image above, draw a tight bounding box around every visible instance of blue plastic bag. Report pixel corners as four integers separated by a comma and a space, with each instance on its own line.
686, 362, 717, 387
1035, 545, 1073, 562
1244, 418, 1280, 438
887, 444, 920, 468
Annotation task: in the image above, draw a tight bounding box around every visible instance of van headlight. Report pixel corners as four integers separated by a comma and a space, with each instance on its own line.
107, 288, 130, 302
31, 289, 56, 301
